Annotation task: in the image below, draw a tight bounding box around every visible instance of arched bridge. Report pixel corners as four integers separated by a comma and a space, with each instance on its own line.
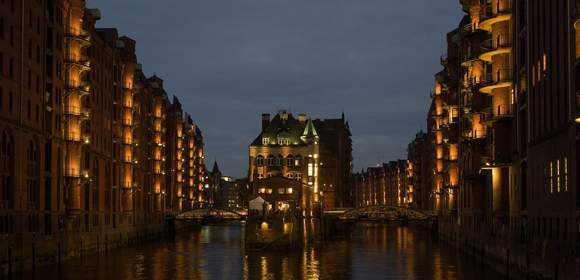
174, 208, 247, 220
325, 206, 434, 221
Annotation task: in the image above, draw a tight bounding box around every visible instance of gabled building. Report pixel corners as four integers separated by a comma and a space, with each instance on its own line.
248, 111, 320, 216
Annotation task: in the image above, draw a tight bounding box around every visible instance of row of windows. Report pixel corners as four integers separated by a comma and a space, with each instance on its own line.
255, 169, 303, 181
255, 155, 303, 166
262, 137, 292, 146
257, 187, 294, 195
545, 157, 568, 194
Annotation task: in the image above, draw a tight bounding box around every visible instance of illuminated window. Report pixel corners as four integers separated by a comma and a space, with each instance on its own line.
266, 188, 272, 194
278, 188, 286, 194
294, 156, 302, 166
542, 53, 547, 74
277, 137, 290, 145
295, 173, 302, 181
258, 188, 266, 194
262, 137, 270, 145
287, 188, 293, 194
564, 158, 568, 192
556, 159, 560, 192
308, 163, 313, 176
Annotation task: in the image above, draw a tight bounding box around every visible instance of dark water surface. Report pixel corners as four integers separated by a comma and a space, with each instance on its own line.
21, 223, 502, 280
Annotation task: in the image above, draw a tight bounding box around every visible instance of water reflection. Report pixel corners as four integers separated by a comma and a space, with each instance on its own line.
23, 222, 500, 280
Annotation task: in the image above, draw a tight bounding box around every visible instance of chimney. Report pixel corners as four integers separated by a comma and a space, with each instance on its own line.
262, 113, 270, 131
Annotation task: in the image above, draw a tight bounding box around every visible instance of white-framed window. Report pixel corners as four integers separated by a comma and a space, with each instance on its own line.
277, 137, 290, 145
295, 173, 302, 181
255, 155, 264, 166
267, 155, 275, 166
286, 155, 294, 166
262, 137, 270, 145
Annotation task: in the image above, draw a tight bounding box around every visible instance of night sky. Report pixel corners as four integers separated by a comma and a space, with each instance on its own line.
89, 0, 463, 178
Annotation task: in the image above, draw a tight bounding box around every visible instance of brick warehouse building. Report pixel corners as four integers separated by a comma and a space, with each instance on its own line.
0, 0, 206, 271
248, 111, 353, 216
354, 0, 580, 278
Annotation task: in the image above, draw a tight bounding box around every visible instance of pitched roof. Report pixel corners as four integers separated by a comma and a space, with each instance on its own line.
212, 161, 221, 174
250, 111, 315, 146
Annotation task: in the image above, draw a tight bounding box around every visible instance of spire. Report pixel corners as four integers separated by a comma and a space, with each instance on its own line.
212, 160, 221, 174
302, 119, 318, 138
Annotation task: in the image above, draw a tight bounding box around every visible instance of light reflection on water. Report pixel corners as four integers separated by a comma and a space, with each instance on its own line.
23, 223, 501, 280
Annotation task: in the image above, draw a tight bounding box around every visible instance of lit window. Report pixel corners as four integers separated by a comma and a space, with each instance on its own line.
287, 188, 293, 194
564, 158, 568, 192
258, 188, 266, 194
262, 138, 270, 145
295, 156, 302, 166
542, 53, 547, 74
556, 159, 560, 192
277, 137, 290, 145
267, 188, 272, 194
278, 188, 286, 194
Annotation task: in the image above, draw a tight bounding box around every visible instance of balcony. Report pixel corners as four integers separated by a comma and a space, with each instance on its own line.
479, 34, 511, 62
66, 83, 91, 97
481, 104, 514, 123
65, 29, 91, 46
460, 22, 473, 34
462, 128, 487, 141
461, 51, 480, 67
65, 56, 91, 72
64, 105, 82, 116
479, 6, 512, 32
64, 168, 81, 178
480, 68, 512, 94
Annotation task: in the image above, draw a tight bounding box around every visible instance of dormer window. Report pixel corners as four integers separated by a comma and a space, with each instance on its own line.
262, 137, 270, 145
277, 137, 290, 145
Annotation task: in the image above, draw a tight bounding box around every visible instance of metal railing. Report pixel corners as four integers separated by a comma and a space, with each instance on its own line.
461, 23, 473, 34
64, 105, 82, 115
64, 168, 80, 178
481, 4, 511, 21
481, 104, 514, 122
462, 129, 487, 139
482, 68, 512, 85
481, 33, 511, 52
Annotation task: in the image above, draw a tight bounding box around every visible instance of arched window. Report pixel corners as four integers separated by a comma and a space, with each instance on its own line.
267, 155, 275, 166
0, 130, 14, 209
255, 155, 264, 166
26, 139, 39, 210
286, 155, 294, 166
276, 155, 283, 166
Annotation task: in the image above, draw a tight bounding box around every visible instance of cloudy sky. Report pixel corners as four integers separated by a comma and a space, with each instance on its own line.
89, 0, 463, 178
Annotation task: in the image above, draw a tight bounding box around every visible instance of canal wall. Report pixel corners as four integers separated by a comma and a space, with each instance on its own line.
0, 217, 200, 275
436, 220, 580, 280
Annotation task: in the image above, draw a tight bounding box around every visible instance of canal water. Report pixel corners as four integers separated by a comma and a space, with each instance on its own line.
20, 222, 502, 280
